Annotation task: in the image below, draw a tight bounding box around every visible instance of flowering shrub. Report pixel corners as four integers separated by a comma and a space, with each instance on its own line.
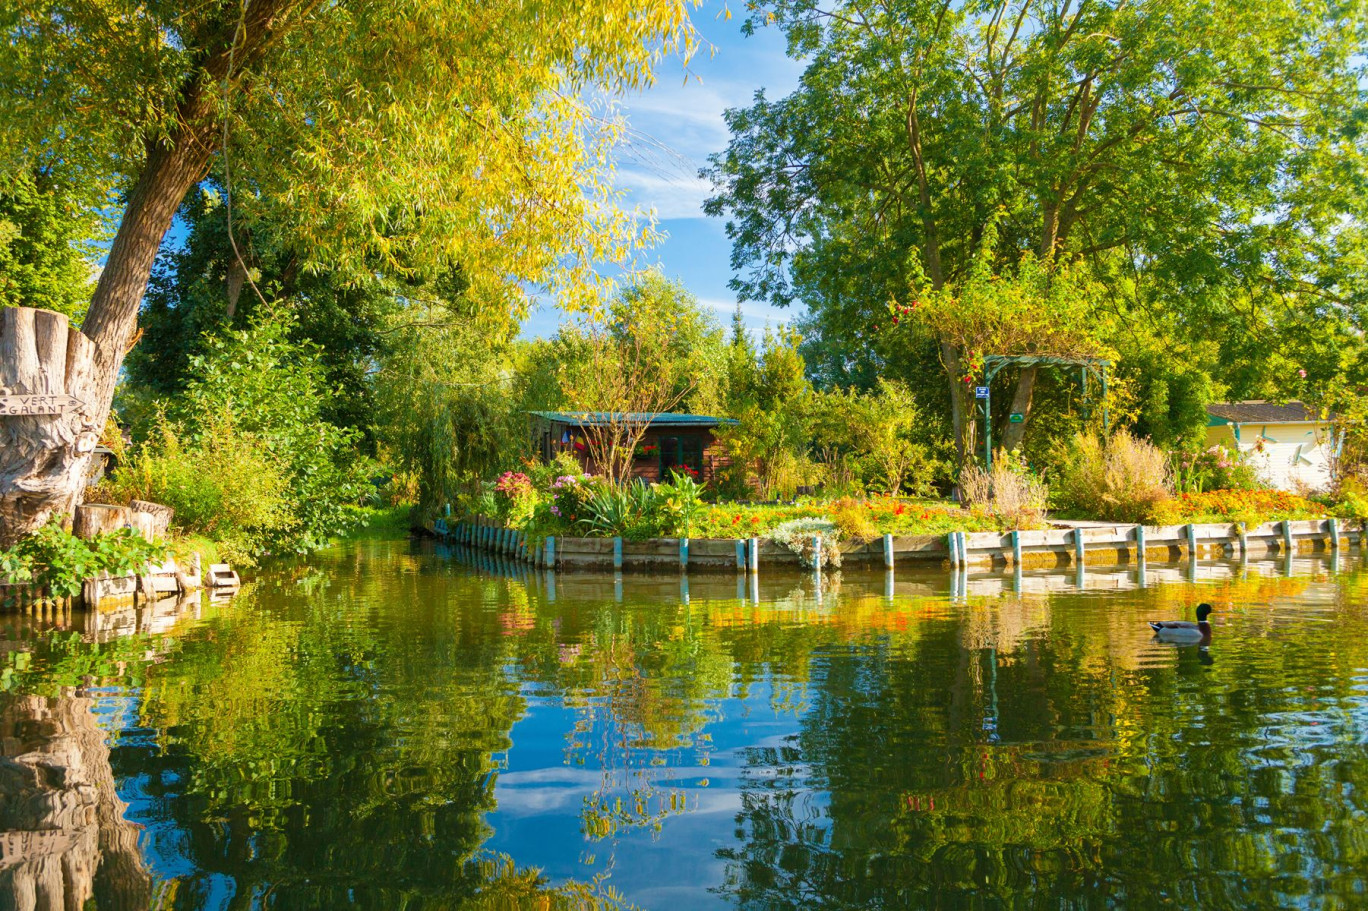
549, 474, 594, 523
1172, 445, 1260, 493
494, 471, 533, 498
1152, 489, 1323, 526
768, 518, 842, 568
827, 497, 878, 541
494, 471, 538, 524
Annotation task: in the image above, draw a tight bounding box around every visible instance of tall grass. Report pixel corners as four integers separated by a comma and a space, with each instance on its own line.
1055, 430, 1172, 523
960, 454, 1050, 528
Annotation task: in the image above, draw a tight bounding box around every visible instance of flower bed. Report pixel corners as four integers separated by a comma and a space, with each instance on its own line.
1151, 489, 1325, 526
693, 497, 1015, 540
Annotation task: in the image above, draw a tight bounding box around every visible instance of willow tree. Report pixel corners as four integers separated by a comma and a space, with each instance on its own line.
0, 0, 695, 544
705, 0, 1368, 463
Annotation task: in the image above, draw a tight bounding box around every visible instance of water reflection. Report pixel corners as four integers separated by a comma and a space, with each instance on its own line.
0, 541, 1365, 909
0, 694, 150, 908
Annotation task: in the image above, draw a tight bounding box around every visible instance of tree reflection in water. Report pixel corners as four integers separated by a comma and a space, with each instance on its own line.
1, 543, 1366, 910
0, 694, 151, 909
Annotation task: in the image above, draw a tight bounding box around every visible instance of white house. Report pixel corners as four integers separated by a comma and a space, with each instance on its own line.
1205, 401, 1337, 492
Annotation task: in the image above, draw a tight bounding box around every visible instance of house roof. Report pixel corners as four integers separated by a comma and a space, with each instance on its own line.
1206, 401, 1324, 425
529, 411, 737, 429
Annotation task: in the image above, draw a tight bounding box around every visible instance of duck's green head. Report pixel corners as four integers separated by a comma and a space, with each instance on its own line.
1196, 603, 1214, 622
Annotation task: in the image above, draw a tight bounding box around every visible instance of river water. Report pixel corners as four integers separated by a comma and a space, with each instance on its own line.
1, 538, 1366, 909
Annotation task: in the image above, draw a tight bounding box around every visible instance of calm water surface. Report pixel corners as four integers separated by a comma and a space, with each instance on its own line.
2, 539, 1367, 910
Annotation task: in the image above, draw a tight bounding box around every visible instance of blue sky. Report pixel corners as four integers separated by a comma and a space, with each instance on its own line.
520, 3, 807, 339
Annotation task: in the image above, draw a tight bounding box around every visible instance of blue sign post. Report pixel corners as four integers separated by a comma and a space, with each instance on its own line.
974, 386, 990, 399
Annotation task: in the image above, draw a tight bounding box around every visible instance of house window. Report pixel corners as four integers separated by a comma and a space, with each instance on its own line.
660, 434, 704, 479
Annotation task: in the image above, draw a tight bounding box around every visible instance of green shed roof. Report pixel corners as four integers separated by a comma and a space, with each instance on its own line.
529, 411, 737, 429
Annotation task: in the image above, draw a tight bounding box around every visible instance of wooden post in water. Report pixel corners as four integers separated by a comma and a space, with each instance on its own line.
1237, 522, 1248, 561
1329, 517, 1341, 551
749, 537, 759, 573
812, 535, 824, 576
679, 538, 689, 572
1010, 530, 1022, 568
613, 536, 623, 571
545, 536, 555, 570
1282, 519, 1294, 555
1185, 523, 1197, 559
1073, 528, 1086, 566
883, 533, 894, 570
947, 533, 959, 570
735, 539, 746, 572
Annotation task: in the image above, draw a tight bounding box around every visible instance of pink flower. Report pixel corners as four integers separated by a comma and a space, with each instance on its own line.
1298, 368, 1307, 378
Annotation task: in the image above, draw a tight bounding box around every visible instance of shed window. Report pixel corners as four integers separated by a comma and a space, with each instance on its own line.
660, 434, 704, 479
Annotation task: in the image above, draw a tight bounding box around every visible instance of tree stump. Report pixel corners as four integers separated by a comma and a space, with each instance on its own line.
73, 504, 131, 540
130, 499, 174, 538
0, 307, 106, 546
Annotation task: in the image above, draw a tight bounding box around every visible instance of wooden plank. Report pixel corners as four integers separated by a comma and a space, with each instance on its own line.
557, 537, 614, 555
1081, 527, 1131, 547
890, 535, 945, 554
964, 531, 1010, 551
1143, 525, 1185, 544
690, 540, 740, 557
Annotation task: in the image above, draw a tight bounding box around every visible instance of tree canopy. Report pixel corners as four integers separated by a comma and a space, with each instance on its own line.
705, 0, 1368, 458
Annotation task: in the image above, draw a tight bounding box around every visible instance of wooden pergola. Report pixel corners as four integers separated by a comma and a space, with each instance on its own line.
977, 354, 1110, 471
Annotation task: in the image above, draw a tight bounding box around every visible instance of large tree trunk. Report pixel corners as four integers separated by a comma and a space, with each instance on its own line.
0, 0, 295, 545
1000, 366, 1039, 452
0, 135, 213, 546
942, 342, 977, 469
0, 309, 104, 547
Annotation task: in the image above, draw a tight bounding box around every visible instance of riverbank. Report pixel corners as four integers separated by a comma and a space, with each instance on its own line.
431, 515, 1366, 573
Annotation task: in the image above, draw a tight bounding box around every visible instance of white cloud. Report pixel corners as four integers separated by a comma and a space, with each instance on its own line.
616, 170, 713, 221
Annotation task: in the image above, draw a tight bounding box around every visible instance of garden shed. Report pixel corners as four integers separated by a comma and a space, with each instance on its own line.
1205, 401, 1337, 492
529, 411, 736, 484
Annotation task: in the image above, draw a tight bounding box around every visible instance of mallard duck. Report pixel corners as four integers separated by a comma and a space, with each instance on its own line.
1149, 602, 1213, 643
